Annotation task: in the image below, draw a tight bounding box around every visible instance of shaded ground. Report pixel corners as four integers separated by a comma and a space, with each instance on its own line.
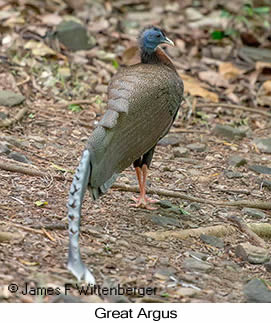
0, 0, 271, 303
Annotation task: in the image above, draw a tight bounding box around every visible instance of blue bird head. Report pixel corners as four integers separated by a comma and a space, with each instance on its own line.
139, 26, 174, 54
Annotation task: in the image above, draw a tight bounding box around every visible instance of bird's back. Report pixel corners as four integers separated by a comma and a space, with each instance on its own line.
87, 62, 183, 195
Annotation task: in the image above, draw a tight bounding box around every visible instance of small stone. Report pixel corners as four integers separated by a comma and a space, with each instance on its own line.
224, 170, 243, 179
158, 134, 183, 147
151, 214, 181, 228
189, 251, 209, 261
249, 164, 271, 175
200, 234, 224, 249
0, 142, 10, 154
228, 155, 247, 167
254, 137, 271, 153
244, 278, 271, 302
158, 200, 175, 209
55, 20, 96, 51
242, 208, 267, 219
175, 287, 199, 298
135, 256, 146, 264
183, 258, 213, 273
153, 268, 176, 280
236, 242, 269, 264
8, 151, 31, 164
187, 202, 201, 211
159, 257, 170, 265
186, 143, 206, 152
261, 179, 271, 190
0, 90, 25, 107
173, 147, 189, 157
213, 124, 247, 140
264, 261, 271, 272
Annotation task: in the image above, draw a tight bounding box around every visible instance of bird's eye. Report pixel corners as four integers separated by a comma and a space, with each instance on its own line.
156, 34, 161, 38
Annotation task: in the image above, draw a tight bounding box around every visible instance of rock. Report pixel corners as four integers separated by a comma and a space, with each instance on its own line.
244, 278, 271, 302
158, 134, 183, 146
0, 90, 25, 107
235, 242, 269, 264
0, 142, 10, 154
224, 170, 243, 179
151, 214, 181, 228
55, 20, 95, 51
264, 261, 271, 273
228, 155, 247, 167
200, 234, 224, 249
173, 147, 189, 157
249, 164, 271, 175
153, 268, 176, 280
261, 179, 271, 190
8, 151, 31, 164
189, 251, 209, 261
213, 124, 247, 140
187, 202, 201, 211
254, 137, 271, 153
186, 143, 206, 152
242, 208, 267, 219
175, 287, 199, 298
182, 258, 213, 273
158, 200, 175, 209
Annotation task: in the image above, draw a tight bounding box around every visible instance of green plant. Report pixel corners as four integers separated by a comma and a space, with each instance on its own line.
211, 2, 270, 40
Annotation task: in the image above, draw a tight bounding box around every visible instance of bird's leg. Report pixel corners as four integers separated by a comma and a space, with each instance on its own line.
131, 165, 158, 209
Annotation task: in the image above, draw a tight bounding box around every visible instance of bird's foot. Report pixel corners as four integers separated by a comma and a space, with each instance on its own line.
130, 195, 159, 210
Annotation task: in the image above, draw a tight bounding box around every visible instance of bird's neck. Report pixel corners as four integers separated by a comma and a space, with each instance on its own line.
140, 47, 176, 71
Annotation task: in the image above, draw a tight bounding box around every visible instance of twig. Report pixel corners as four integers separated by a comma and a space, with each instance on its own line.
0, 159, 46, 177
31, 223, 67, 230
196, 103, 271, 117
0, 107, 28, 128
112, 183, 271, 210
228, 215, 266, 248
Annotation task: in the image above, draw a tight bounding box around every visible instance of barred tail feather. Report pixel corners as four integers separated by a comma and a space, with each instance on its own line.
67, 149, 95, 284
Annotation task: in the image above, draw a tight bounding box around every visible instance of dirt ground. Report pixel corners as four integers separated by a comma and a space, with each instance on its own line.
0, 0, 270, 303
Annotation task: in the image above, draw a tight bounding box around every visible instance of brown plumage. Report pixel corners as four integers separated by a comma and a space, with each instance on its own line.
67, 26, 184, 283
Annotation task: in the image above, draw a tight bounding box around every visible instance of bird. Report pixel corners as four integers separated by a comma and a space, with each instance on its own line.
67, 26, 184, 284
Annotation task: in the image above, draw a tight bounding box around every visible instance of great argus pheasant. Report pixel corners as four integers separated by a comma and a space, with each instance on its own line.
67, 26, 184, 283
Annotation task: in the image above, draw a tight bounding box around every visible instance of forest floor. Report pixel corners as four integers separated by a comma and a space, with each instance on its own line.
0, 0, 270, 303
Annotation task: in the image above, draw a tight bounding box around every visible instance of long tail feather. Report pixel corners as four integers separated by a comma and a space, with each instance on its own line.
67, 149, 95, 284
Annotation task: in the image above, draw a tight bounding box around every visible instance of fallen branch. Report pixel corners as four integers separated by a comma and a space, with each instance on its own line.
196, 103, 271, 117
55, 99, 97, 109
145, 224, 236, 241
112, 183, 271, 210
0, 159, 46, 177
145, 222, 271, 241
228, 215, 267, 248
0, 107, 28, 128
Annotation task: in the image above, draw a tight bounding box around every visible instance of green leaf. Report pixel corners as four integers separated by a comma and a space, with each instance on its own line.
51, 163, 72, 173
67, 104, 82, 112
253, 7, 270, 14
211, 30, 226, 40
35, 201, 48, 207
179, 208, 190, 216
220, 9, 232, 18
161, 293, 169, 297
28, 113, 35, 119
112, 59, 119, 69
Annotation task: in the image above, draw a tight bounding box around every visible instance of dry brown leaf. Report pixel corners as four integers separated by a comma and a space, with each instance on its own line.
198, 70, 229, 87
179, 73, 219, 102
219, 62, 243, 80
257, 80, 271, 107
24, 40, 57, 57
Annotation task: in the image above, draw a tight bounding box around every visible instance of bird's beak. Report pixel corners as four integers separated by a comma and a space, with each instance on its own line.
162, 36, 175, 46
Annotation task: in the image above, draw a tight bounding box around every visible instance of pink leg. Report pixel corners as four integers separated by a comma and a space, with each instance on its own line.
130, 165, 158, 210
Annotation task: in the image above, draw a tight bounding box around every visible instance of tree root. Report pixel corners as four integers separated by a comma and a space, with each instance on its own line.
112, 183, 271, 210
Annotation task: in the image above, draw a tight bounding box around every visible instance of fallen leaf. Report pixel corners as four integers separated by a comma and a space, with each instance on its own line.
219, 62, 243, 80
198, 70, 229, 87
24, 40, 57, 57
19, 259, 39, 266
179, 73, 219, 102
257, 80, 271, 106
35, 201, 48, 207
